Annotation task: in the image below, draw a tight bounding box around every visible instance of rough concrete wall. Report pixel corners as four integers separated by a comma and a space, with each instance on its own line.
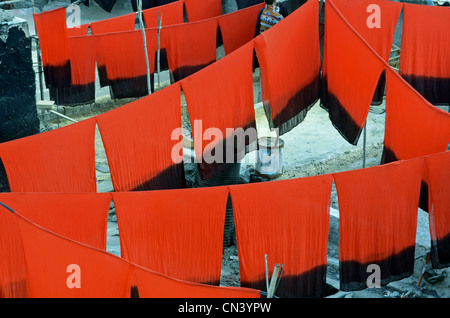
0, 13, 39, 191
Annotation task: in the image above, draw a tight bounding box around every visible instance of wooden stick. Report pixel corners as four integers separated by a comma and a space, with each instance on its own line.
417, 253, 431, 287
267, 264, 280, 298
265, 254, 269, 294
137, 0, 152, 95
157, 12, 162, 90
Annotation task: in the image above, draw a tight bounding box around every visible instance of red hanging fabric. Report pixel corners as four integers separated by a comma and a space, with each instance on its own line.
382, 69, 450, 164
0, 192, 111, 250
51, 35, 97, 105
97, 29, 154, 98
112, 186, 229, 285
254, 0, 321, 135
218, 3, 264, 55
131, 264, 261, 298
229, 175, 333, 298
0, 118, 97, 193
67, 23, 90, 37
400, 4, 450, 105
90, 13, 137, 87
162, 18, 217, 82
0, 204, 27, 298
14, 211, 133, 298
142, 0, 184, 28
181, 41, 256, 182
96, 83, 185, 192
33, 7, 71, 88
333, 158, 425, 291
330, 0, 403, 105
426, 151, 450, 269
322, 0, 386, 145
184, 0, 222, 22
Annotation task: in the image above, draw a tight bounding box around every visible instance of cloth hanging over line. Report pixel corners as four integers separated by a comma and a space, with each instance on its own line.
254, 0, 321, 136
229, 175, 333, 298
33, 7, 71, 88
218, 2, 264, 55
96, 83, 185, 192
90, 13, 137, 87
321, 0, 386, 145
67, 23, 90, 37
183, 0, 222, 22
50, 35, 97, 105
329, 0, 403, 105
426, 151, 450, 269
0, 118, 97, 193
97, 29, 155, 99
334, 157, 425, 291
142, 0, 184, 28
400, 3, 450, 105
162, 18, 218, 82
14, 211, 134, 298
181, 41, 256, 182
112, 186, 229, 286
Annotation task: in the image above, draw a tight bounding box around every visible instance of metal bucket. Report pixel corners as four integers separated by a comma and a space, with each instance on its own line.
256, 136, 284, 179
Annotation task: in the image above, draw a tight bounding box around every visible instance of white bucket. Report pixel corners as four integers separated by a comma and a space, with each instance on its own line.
256, 136, 284, 179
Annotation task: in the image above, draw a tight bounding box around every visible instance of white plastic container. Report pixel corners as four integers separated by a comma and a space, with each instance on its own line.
256, 136, 284, 179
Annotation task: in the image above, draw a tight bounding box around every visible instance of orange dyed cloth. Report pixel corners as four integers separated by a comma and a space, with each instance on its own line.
184, 0, 222, 22
142, 0, 184, 27
426, 151, 450, 269
181, 42, 256, 181
400, 4, 450, 105
254, 0, 321, 135
229, 175, 333, 298
67, 23, 90, 37
112, 186, 229, 285
96, 83, 185, 192
33, 7, 71, 88
0, 118, 97, 193
162, 18, 218, 82
322, 0, 385, 145
333, 158, 425, 291
218, 3, 264, 55
15, 212, 133, 298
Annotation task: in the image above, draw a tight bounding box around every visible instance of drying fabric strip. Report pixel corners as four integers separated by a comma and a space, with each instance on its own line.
331, 0, 402, 105
142, 0, 184, 28
112, 186, 229, 285
97, 29, 154, 99
334, 158, 425, 291
14, 211, 133, 298
236, 0, 263, 10
162, 18, 218, 82
96, 83, 185, 192
229, 175, 333, 298
0, 118, 97, 193
254, 0, 320, 135
400, 4, 450, 105
184, 0, 222, 22
218, 3, 264, 55
33, 7, 71, 88
67, 23, 90, 37
0, 192, 111, 250
426, 151, 450, 269
181, 41, 256, 182
90, 13, 137, 87
132, 265, 261, 298
322, 0, 386, 145
51, 35, 97, 105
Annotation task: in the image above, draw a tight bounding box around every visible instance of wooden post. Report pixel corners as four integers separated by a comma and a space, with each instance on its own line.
362, 121, 367, 168
137, 0, 152, 95
157, 11, 162, 90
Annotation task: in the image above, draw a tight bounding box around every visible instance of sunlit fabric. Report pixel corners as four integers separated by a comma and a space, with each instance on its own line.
0, 118, 97, 193
67, 23, 90, 37
162, 18, 218, 82
334, 158, 425, 291
400, 3, 450, 105
142, 0, 184, 27
254, 0, 320, 135
218, 3, 264, 55
321, 0, 385, 145
96, 83, 185, 192
181, 41, 256, 182
33, 7, 71, 88
426, 151, 450, 269
183, 0, 222, 22
229, 175, 333, 298
112, 186, 229, 285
